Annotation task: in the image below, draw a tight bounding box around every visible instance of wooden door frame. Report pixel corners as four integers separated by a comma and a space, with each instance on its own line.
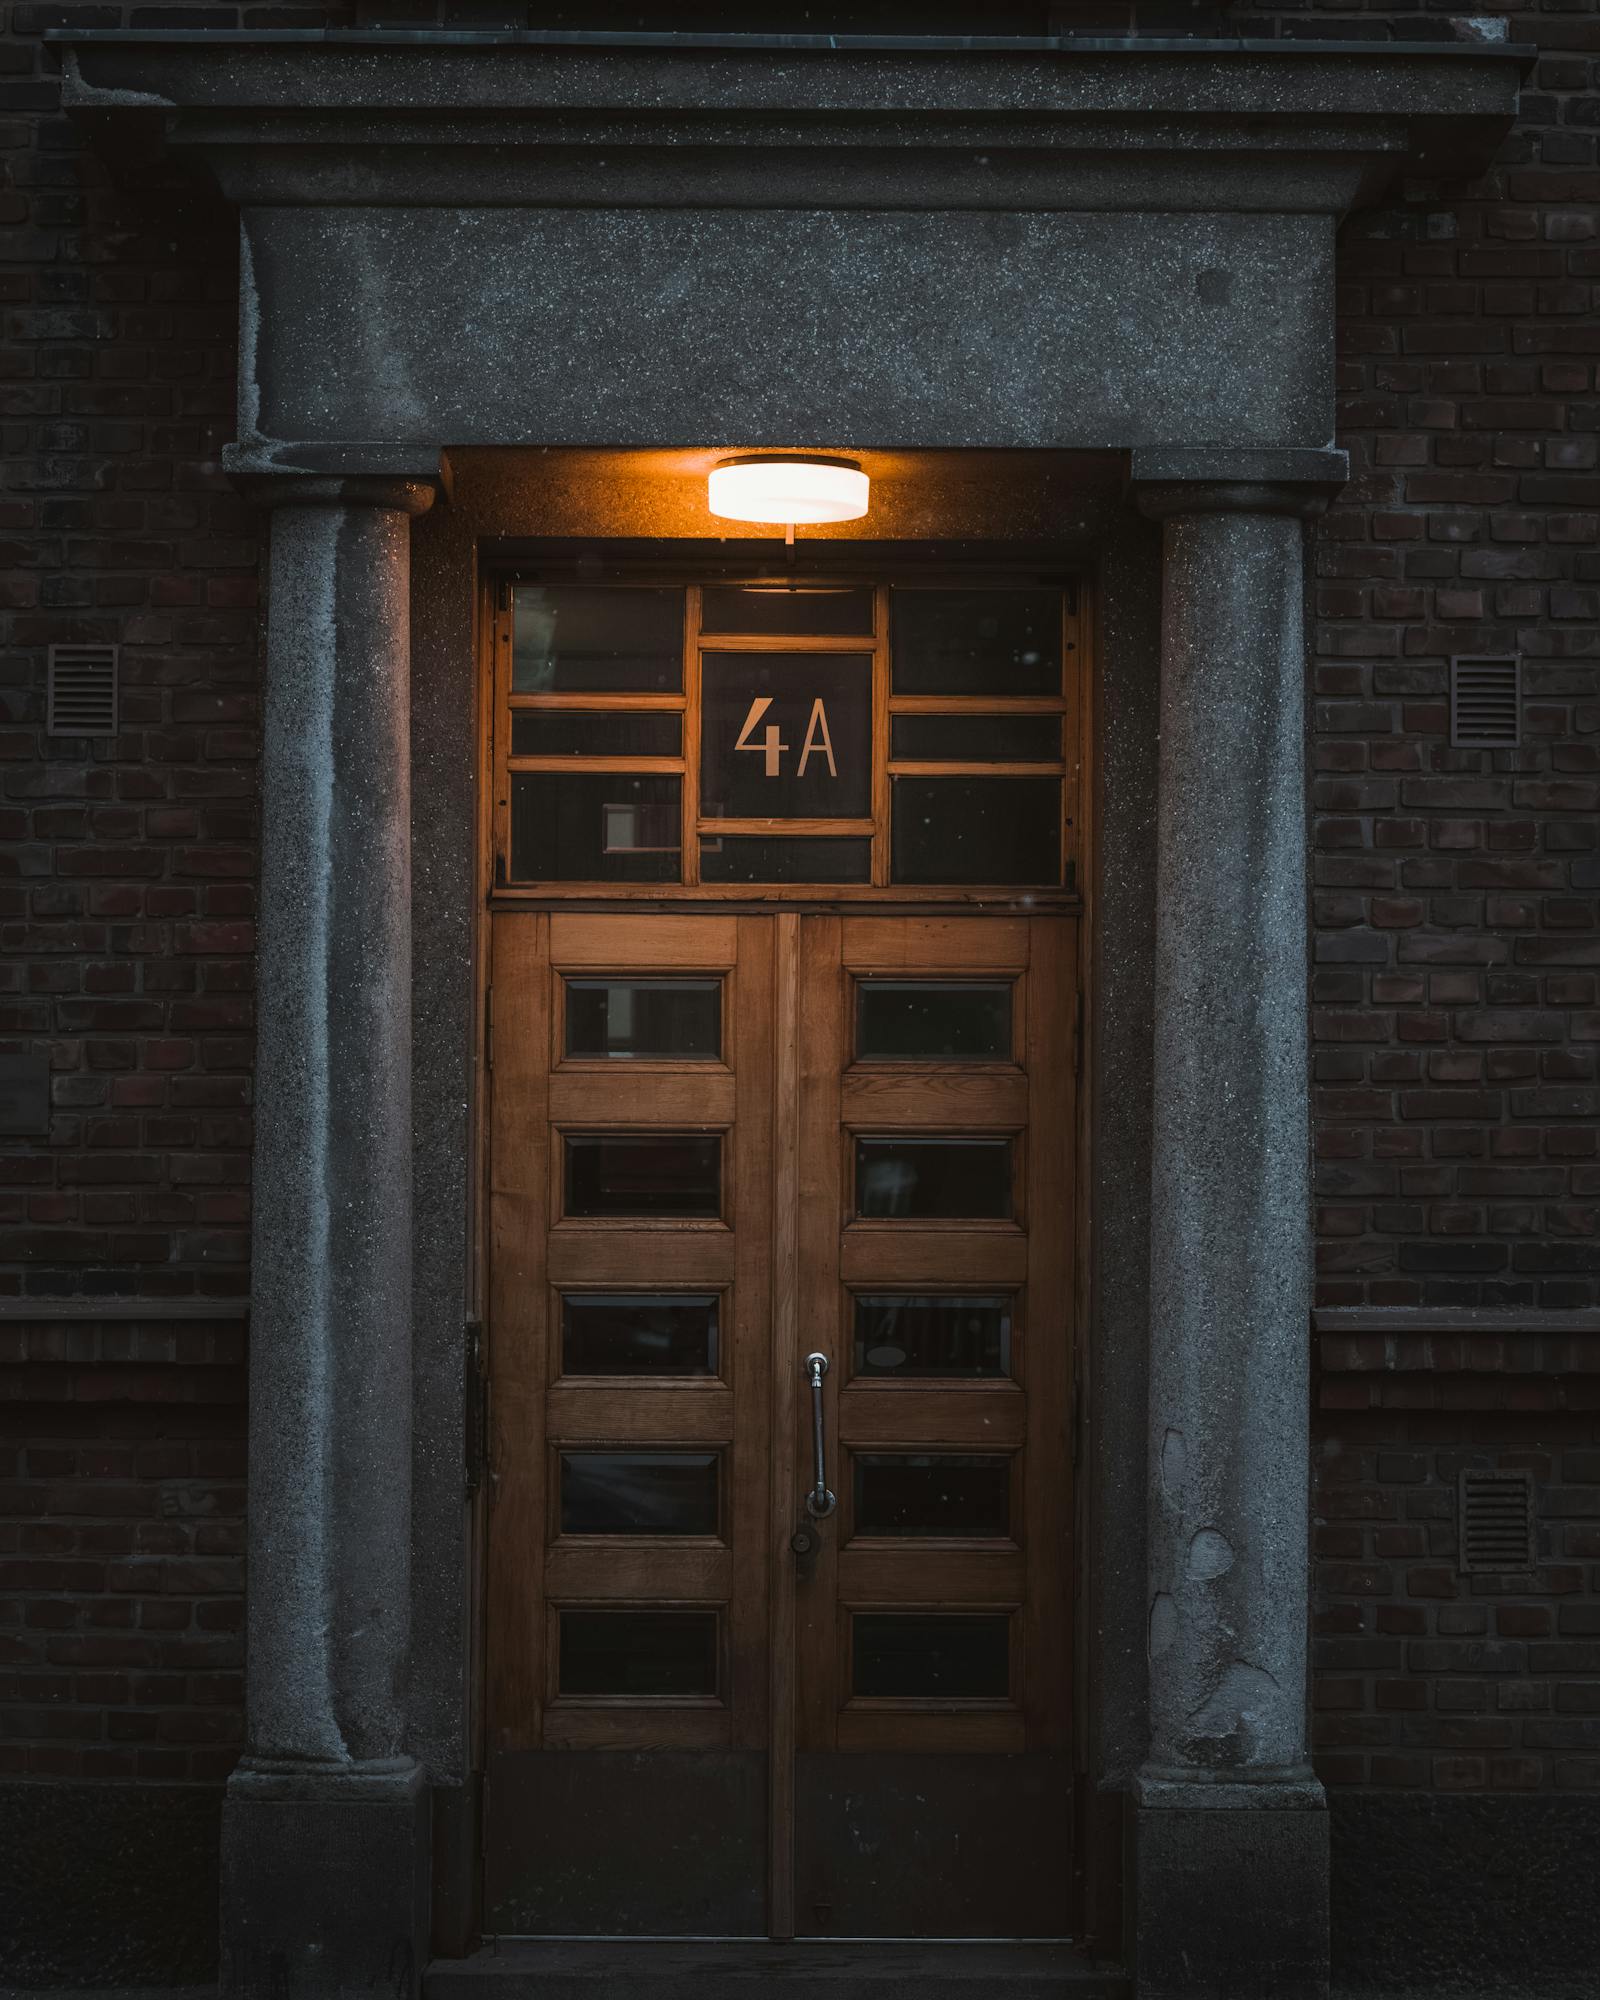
469, 547, 1097, 1943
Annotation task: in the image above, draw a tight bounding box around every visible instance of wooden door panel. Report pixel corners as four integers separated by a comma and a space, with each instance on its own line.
486, 913, 551, 1754
486, 906, 1078, 1937
839, 1230, 1028, 1285
545, 1544, 734, 1600
840, 1068, 1028, 1125
548, 911, 738, 967
840, 915, 1031, 971
545, 1233, 737, 1286
831, 1710, 1026, 1754
541, 1709, 735, 1753
548, 1069, 736, 1124
837, 1385, 1028, 1446
836, 1547, 1026, 1601
545, 1384, 735, 1442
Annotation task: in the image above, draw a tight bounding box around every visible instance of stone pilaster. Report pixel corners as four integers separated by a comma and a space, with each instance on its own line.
1126, 446, 1346, 2000
221, 456, 441, 2000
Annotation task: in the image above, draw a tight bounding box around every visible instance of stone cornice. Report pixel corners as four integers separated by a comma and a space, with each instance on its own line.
50, 31, 1528, 214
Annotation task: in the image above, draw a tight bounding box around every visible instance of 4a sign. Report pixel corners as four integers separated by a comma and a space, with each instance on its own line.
733, 695, 839, 781
701, 653, 870, 819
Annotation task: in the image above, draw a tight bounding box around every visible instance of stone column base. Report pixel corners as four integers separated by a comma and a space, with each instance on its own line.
1127, 1781, 1330, 2000
221, 1764, 430, 2000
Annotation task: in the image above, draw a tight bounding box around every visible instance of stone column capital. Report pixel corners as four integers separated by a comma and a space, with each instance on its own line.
1129, 445, 1349, 521
222, 440, 450, 515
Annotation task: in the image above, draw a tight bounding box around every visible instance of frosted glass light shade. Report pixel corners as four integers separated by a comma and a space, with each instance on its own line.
708, 457, 869, 526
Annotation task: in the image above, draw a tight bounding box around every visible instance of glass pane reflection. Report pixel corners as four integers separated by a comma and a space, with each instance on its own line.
558, 1610, 718, 1698
701, 584, 873, 637
890, 713, 1062, 763
853, 1454, 1011, 1539
511, 711, 682, 758
891, 776, 1059, 886
564, 1134, 721, 1218
855, 1137, 1012, 1219
561, 1293, 720, 1376
890, 588, 1062, 697
560, 1451, 720, 1536
512, 586, 684, 694
510, 773, 680, 884
852, 1613, 1010, 1699
853, 1295, 1012, 1379
856, 982, 1011, 1061
700, 836, 871, 885
565, 980, 721, 1061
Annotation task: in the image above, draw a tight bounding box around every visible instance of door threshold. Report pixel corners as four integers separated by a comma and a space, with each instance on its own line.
426, 1938, 1130, 1998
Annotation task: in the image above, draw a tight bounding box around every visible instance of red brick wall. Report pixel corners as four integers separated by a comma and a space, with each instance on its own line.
0, 0, 303, 1310
1314, 1415, 1600, 1794
1299, 4, 1600, 1311
0, 1319, 245, 1782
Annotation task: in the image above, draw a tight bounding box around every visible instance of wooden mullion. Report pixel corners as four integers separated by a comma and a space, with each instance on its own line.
685, 585, 702, 886
1064, 579, 1086, 899
507, 692, 687, 711
886, 761, 1067, 778
887, 695, 1068, 715
872, 582, 890, 888
698, 634, 877, 655
1023, 916, 1075, 1751
490, 590, 512, 889
698, 817, 875, 837
484, 911, 550, 1753
507, 756, 686, 775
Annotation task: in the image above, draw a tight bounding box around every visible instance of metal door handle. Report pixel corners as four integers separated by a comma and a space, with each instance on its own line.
804, 1351, 836, 1518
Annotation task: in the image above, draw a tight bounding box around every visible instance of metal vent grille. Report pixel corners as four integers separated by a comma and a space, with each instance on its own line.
1450, 653, 1520, 749
47, 643, 119, 738
1459, 1468, 1535, 1575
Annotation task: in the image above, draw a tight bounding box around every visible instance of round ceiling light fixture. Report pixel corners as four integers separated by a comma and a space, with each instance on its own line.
707, 455, 870, 536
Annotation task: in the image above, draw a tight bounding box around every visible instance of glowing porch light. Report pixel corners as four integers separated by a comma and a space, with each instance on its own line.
707, 455, 869, 530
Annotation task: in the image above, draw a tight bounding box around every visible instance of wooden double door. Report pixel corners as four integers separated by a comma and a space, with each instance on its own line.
485, 909, 1077, 1939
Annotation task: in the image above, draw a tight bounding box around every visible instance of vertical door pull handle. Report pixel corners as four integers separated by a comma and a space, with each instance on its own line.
804, 1351, 836, 1519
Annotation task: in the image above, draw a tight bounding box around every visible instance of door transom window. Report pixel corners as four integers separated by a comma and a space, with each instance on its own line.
494, 575, 1081, 895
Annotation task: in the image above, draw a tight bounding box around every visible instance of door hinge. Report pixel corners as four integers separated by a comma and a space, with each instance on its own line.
484, 983, 494, 1071
1073, 989, 1085, 1080
465, 1314, 492, 1499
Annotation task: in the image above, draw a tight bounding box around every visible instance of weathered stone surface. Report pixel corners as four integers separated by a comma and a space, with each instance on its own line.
1136, 472, 1339, 1786
239, 206, 1333, 453
1130, 1802, 1331, 2000
239, 473, 435, 1775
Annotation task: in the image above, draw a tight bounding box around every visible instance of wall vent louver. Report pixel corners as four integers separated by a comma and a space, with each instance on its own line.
1450, 653, 1520, 749
46, 643, 119, 738
1459, 1468, 1536, 1576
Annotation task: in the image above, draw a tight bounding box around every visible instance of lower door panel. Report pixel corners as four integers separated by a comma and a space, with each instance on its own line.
485, 1750, 767, 1937
795, 1753, 1072, 1938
